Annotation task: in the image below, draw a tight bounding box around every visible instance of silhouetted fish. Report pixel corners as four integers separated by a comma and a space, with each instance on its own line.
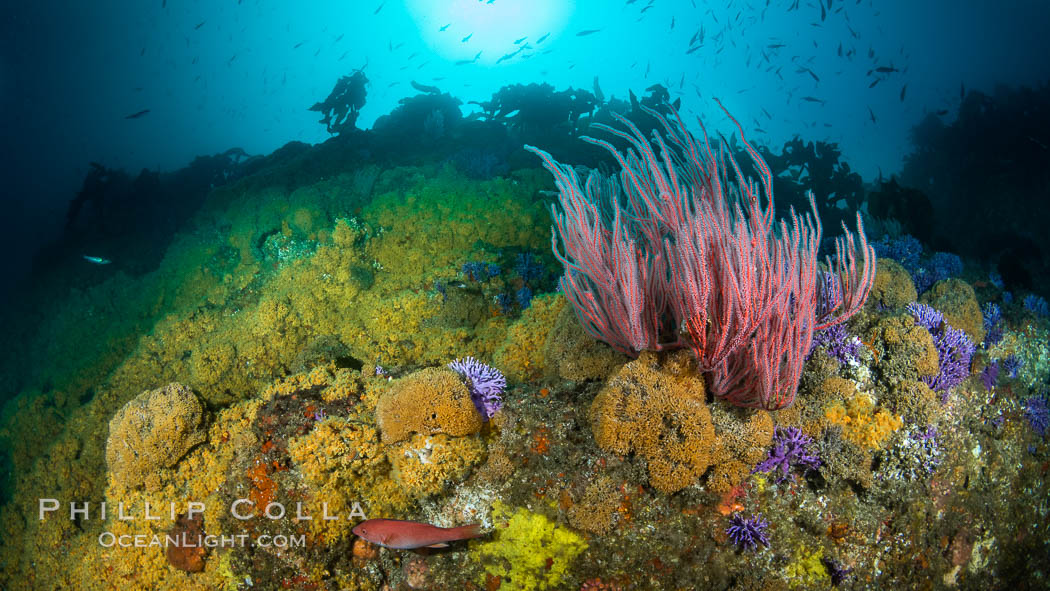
411, 81, 440, 94
899, 84, 907, 101
461, 33, 473, 42
374, 1, 385, 15
513, 36, 527, 44
536, 32, 549, 43
194, 21, 205, 29
576, 29, 602, 36
125, 109, 150, 119
440, 23, 451, 31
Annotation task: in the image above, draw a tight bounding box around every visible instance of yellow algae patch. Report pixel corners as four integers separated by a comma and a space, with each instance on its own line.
784, 544, 827, 588
470, 502, 587, 591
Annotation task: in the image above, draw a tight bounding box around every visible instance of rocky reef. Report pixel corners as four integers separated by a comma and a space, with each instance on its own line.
1, 117, 1048, 591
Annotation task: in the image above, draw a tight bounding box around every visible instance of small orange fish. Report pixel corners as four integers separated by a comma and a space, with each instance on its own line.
352, 519, 483, 549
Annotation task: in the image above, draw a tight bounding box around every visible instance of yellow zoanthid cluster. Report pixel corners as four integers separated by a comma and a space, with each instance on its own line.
492, 293, 566, 383
387, 433, 487, 498
826, 391, 903, 449
920, 278, 985, 345
366, 164, 548, 289
287, 416, 409, 543
470, 501, 588, 591
590, 350, 715, 494
375, 367, 483, 444
105, 382, 208, 492
57, 397, 265, 591
541, 302, 629, 382
708, 407, 776, 495
868, 257, 918, 310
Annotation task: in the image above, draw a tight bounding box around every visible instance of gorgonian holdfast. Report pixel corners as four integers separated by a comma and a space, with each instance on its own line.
448, 357, 506, 420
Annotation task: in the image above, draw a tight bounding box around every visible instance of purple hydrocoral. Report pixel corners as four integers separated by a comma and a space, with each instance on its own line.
448, 357, 506, 420
725, 513, 771, 551
1025, 395, 1049, 437
912, 252, 963, 294
907, 302, 975, 400
980, 361, 999, 391
1024, 294, 1049, 318
982, 303, 1003, 348
1001, 355, 1023, 379
822, 557, 853, 586
808, 324, 863, 365
752, 427, 822, 482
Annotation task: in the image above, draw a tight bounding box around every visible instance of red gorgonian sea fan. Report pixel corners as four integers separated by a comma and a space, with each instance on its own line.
525, 101, 874, 410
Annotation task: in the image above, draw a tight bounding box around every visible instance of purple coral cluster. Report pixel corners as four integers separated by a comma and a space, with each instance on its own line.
816, 271, 843, 320
1001, 355, 1023, 379
753, 427, 822, 482
461, 261, 500, 282
872, 235, 963, 294
1023, 294, 1049, 318
980, 361, 999, 391
821, 557, 853, 586
1025, 395, 1049, 437
907, 302, 975, 400
808, 324, 863, 365
514, 251, 544, 283
912, 252, 963, 294
448, 357, 506, 420
873, 234, 922, 269
725, 513, 771, 551
982, 303, 1004, 348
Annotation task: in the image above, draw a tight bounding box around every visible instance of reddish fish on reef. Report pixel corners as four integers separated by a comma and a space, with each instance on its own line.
352, 519, 483, 549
